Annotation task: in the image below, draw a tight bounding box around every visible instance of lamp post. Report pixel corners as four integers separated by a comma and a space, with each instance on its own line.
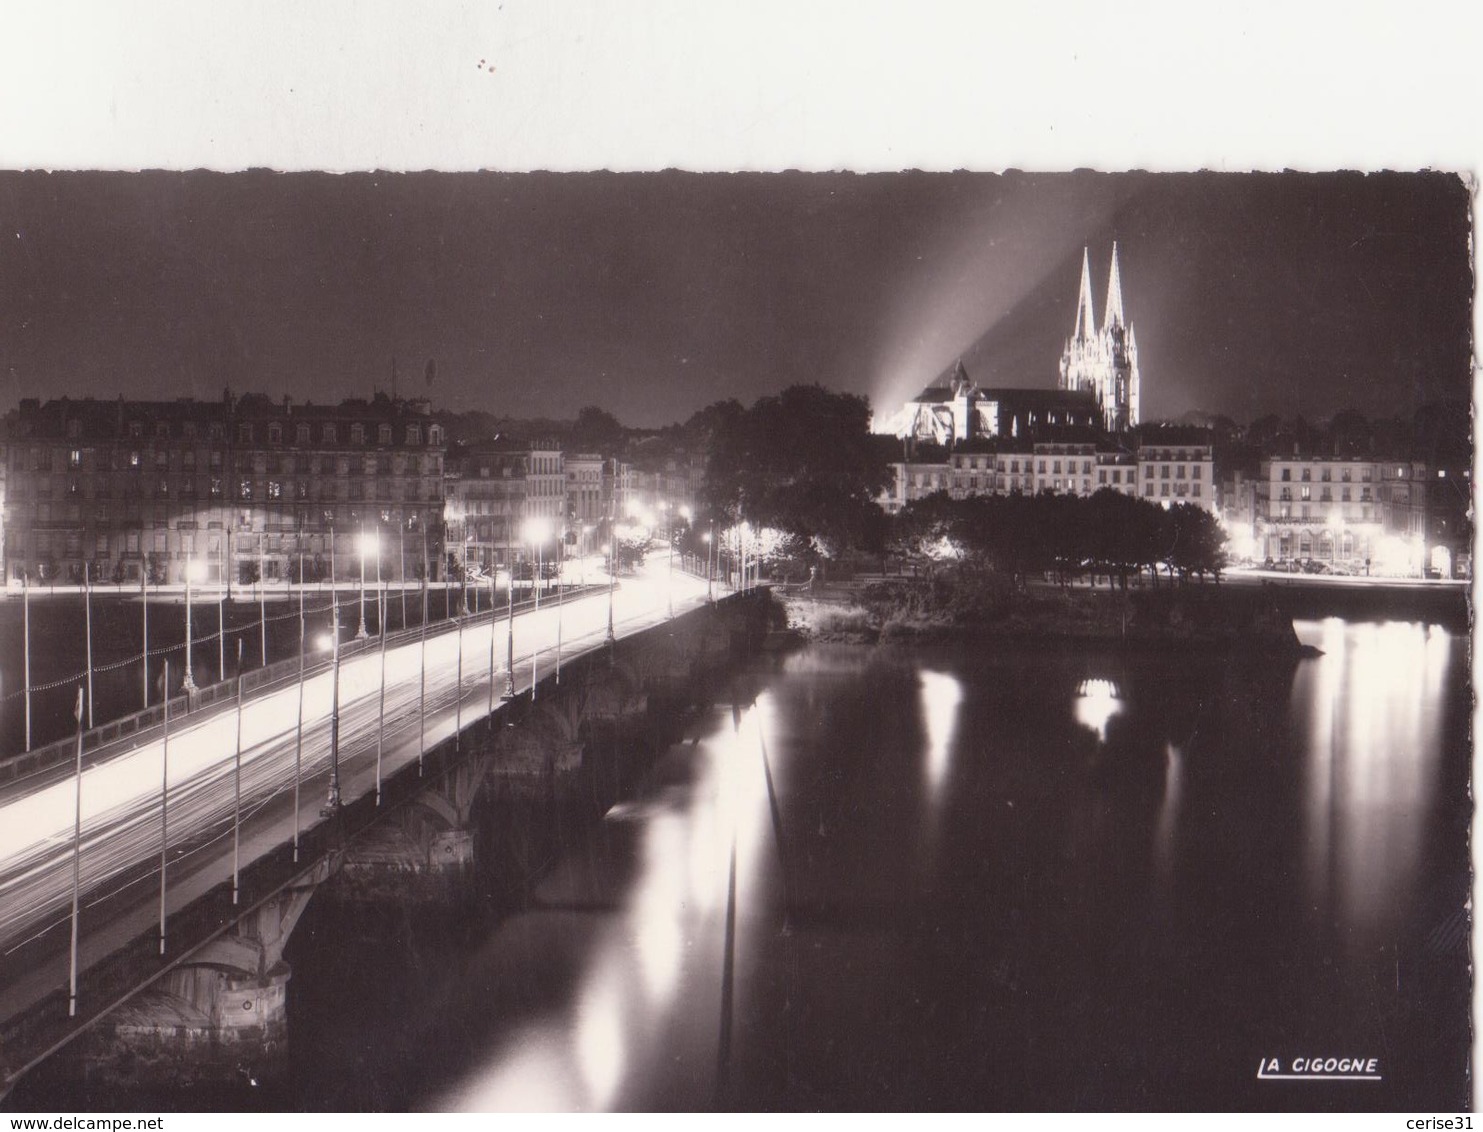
455, 586, 464, 749
376, 579, 387, 806
293, 551, 305, 862
488, 566, 498, 710
502, 566, 516, 700
141, 568, 149, 710
232, 638, 243, 904
84, 566, 94, 729
23, 574, 32, 752
158, 660, 170, 954
524, 517, 550, 610
217, 540, 226, 684
680, 503, 692, 563
555, 527, 564, 684
67, 685, 83, 1017
662, 501, 674, 618
604, 540, 616, 649
322, 535, 342, 815
322, 596, 342, 814
182, 559, 203, 693
704, 528, 714, 602
419, 522, 428, 775
356, 524, 373, 639
258, 540, 267, 665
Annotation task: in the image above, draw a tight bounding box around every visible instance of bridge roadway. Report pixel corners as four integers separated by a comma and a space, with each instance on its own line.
0, 561, 714, 1036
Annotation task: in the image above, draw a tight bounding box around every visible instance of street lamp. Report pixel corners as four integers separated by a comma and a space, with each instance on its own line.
321, 596, 343, 814
703, 528, 714, 602
182, 558, 204, 693
602, 541, 616, 644
524, 517, 550, 610
356, 526, 378, 639
555, 526, 565, 684
662, 501, 674, 618
500, 568, 516, 700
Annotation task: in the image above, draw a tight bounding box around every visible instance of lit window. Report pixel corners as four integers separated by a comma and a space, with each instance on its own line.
239, 479, 253, 500
268, 480, 282, 499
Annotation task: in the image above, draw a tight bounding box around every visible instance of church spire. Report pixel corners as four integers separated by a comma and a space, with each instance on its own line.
1104, 241, 1126, 328
1073, 247, 1097, 341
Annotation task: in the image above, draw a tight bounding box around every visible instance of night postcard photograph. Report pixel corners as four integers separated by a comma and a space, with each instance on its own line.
0, 5, 1475, 1119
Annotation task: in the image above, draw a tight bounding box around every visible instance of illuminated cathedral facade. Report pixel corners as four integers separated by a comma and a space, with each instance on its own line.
875, 241, 1143, 445
1059, 243, 1140, 434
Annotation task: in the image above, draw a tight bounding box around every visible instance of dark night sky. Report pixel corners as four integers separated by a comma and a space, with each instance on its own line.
0, 171, 1471, 428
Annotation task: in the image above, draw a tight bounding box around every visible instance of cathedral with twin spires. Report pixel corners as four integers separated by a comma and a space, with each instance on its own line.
1059, 243, 1140, 433
876, 241, 1142, 445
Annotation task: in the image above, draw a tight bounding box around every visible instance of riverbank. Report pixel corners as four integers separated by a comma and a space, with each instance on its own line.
782, 572, 1331, 656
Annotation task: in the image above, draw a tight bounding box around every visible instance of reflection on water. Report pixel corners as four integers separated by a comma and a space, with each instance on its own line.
1073, 676, 1123, 743
437, 700, 777, 1111
919, 670, 963, 798
1292, 619, 1452, 949
423, 619, 1466, 1110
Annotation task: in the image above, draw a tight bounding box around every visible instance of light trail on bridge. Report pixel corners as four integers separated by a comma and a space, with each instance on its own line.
0, 563, 714, 989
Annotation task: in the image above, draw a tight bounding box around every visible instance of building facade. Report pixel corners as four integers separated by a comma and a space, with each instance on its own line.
445, 442, 531, 574
2, 393, 447, 587
882, 435, 1208, 514
1135, 440, 1215, 509
1253, 456, 1429, 573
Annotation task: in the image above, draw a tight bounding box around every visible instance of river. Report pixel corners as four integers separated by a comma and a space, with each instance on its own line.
9, 615, 1470, 1111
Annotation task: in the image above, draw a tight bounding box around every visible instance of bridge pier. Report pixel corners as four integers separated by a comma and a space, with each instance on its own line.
74, 858, 331, 1091
330, 755, 489, 904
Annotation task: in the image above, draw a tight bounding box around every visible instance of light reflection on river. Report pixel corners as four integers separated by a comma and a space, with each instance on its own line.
414, 617, 1467, 1111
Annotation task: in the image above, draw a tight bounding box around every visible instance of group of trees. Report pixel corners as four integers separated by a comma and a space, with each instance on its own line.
892, 489, 1228, 586
692, 385, 892, 559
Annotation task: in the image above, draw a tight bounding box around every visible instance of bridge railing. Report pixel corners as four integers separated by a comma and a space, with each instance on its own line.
0, 582, 607, 789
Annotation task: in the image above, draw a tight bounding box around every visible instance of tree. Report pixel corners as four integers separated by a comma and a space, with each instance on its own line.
702, 385, 892, 553
1161, 503, 1227, 582
571, 405, 626, 454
